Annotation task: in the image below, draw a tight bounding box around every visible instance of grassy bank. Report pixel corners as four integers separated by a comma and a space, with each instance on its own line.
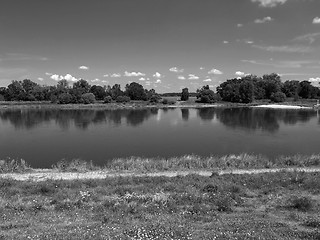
1, 154, 320, 174
1, 171, 320, 239
0, 97, 318, 110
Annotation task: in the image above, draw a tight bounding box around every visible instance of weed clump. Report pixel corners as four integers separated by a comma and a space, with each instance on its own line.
287, 196, 313, 212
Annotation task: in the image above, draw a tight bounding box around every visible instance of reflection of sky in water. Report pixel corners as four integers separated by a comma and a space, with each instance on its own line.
0, 108, 319, 168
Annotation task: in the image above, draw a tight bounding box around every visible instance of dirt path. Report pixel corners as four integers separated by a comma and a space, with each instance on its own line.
1, 167, 320, 182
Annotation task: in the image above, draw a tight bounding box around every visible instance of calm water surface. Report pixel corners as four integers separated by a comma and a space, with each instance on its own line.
0, 107, 319, 168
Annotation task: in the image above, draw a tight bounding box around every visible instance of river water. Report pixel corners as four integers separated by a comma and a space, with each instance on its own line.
0, 107, 319, 168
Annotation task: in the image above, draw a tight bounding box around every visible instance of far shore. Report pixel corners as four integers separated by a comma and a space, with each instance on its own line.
0, 100, 318, 110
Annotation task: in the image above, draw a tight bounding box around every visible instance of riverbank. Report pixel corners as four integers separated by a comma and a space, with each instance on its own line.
0, 99, 318, 110
2, 153, 320, 176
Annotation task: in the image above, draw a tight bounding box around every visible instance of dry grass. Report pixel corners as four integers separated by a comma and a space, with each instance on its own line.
1, 172, 320, 239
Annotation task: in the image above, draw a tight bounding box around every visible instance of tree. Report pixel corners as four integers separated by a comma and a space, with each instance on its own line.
270, 92, 286, 102
261, 73, 282, 99
282, 80, 300, 98
125, 82, 147, 100
81, 93, 96, 104
196, 85, 219, 103
90, 85, 106, 100
109, 84, 124, 100
71, 79, 91, 103
299, 81, 316, 99
239, 80, 254, 103
181, 88, 189, 101
6, 80, 25, 101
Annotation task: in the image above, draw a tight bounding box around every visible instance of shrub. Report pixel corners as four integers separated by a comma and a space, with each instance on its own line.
149, 94, 161, 103
287, 196, 313, 211
162, 99, 168, 104
104, 95, 112, 103
270, 91, 286, 103
58, 93, 73, 104
116, 95, 131, 103
0, 94, 5, 101
80, 93, 96, 104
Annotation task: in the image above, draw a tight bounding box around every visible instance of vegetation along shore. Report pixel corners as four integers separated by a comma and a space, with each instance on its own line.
0, 73, 319, 109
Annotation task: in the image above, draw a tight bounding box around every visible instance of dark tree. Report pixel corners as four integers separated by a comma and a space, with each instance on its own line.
125, 82, 147, 100
197, 85, 219, 103
282, 80, 300, 98
181, 88, 189, 101
109, 84, 124, 100
90, 85, 106, 100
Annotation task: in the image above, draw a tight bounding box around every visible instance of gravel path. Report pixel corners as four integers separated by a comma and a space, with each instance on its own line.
1, 167, 320, 182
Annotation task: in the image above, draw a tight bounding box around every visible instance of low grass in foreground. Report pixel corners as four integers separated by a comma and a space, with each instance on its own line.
0, 172, 320, 239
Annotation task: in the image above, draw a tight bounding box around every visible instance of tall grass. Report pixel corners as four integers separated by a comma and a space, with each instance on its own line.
2, 153, 320, 173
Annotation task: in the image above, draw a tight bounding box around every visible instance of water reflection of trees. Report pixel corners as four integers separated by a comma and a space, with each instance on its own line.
0, 108, 159, 130
181, 109, 189, 121
197, 108, 317, 133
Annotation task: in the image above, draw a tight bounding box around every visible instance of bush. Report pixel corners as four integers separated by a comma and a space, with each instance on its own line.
162, 98, 176, 105
80, 93, 96, 104
0, 94, 5, 101
116, 95, 131, 103
287, 196, 313, 211
270, 91, 286, 103
104, 95, 113, 103
149, 94, 161, 103
162, 99, 168, 104
58, 93, 73, 104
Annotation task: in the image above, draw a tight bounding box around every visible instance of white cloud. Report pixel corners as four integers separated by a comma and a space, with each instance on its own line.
153, 72, 162, 78
235, 71, 245, 76
124, 71, 146, 77
309, 77, 320, 82
252, 44, 313, 53
246, 40, 254, 44
79, 66, 89, 70
200, 67, 205, 70
203, 78, 212, 82
45, 72, 52, 76
37, 77, 44, 81
91, 78, 100, 83
101, 80, 109, 83
50, 73, 78, 82
188, 74, 199, 80
208, 68, 223, 75
178, 75, 186, 80
313, 17, 320, 24
237, 23, 243, 27
110, 73, 121, 78
103, 74, 109, 77
145, 81, 151, 86
223, 41, 229, 44
251, 0, 287, 8
254, 16, 273, 24
155, 79, 162, 84
169, 67, 184, 73
139, 77, 146, 81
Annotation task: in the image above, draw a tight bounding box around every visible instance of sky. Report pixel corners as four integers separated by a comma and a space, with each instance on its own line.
1, 0, 320, 92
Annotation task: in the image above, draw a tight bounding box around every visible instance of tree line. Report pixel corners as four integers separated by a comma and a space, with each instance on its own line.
216, 73, 320, 103
0, 73, 319, 104
0, 79, 161, 104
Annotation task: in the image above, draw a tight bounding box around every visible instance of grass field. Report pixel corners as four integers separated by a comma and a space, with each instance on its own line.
1, 155, 320, 239
1, 171, 320, 239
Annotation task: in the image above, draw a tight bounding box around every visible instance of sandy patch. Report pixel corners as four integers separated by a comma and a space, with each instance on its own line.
253, 104, 312, 109
1, 167, 320, 182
